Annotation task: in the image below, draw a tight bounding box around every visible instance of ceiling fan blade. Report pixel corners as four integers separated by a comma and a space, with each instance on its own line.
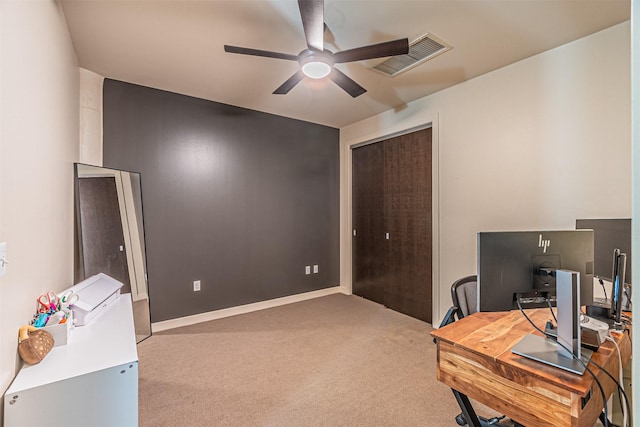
273, 70, 306, 95
298, 0, 324, 51
329, 68, 366, 98
332, 38, 409, 63
224, 45, 299, 61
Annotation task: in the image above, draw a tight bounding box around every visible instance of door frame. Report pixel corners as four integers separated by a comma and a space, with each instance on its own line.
340, 114, 441, 324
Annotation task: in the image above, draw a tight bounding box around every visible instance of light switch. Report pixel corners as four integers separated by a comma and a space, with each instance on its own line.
313, 265, 319, 274
305, 266, 311, 275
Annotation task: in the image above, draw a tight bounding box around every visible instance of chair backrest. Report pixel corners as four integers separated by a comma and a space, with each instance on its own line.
451, 275, 478, 318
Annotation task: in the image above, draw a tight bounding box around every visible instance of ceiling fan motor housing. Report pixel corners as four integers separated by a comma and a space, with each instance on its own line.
299, 49, 334, 79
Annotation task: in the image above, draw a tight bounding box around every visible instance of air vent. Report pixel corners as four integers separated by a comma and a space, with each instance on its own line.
372, 33, 452, 77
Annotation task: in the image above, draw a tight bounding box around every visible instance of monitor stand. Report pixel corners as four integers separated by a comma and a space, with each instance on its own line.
512, 270, 593, 375
511, 334, 593, 375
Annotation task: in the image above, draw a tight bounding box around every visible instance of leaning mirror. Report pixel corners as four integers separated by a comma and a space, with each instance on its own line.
74, 163, 151, 343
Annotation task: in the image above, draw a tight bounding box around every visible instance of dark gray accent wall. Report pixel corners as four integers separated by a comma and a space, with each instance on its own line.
103, 79, 340, 322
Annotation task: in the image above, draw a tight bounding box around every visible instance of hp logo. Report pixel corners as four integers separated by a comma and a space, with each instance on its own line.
538, 234, 550, 253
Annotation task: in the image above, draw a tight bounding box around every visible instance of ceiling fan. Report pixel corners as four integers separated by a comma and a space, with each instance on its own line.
223, 0, 409, 98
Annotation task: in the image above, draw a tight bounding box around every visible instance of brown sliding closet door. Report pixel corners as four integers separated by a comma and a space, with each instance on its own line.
352, 142, 386, 305
384, 129, 432, 322
352, 127, 433, 323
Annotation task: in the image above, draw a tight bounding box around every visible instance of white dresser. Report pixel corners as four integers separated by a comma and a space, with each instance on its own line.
4, 294, 138, 427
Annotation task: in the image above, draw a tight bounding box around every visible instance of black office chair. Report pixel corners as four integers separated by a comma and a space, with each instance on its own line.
437, 275, 478, 329
436, 275, 516, 427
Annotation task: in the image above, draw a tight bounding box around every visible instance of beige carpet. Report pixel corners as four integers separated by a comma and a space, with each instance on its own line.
138, 293, 495, 426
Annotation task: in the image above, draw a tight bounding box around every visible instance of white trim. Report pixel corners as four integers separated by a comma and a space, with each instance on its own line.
340, 114, 441, 324
630, 0, 638, 420
151, 286, 346, 332
431, 115, 441, 325
339, 139, 353, 295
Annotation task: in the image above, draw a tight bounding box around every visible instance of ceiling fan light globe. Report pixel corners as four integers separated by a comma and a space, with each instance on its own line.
301, 61, 332, 79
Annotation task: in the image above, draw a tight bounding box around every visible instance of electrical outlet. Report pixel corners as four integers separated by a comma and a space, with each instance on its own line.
305, 266, 311, 275
193, 280, 201, 292
313, 265, 319, 274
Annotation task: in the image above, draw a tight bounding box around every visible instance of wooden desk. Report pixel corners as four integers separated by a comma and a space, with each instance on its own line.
431, 309, 631, 427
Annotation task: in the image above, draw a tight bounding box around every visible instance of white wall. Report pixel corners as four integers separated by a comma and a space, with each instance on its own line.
341, 22, 631, 325
0, 0, 79, 408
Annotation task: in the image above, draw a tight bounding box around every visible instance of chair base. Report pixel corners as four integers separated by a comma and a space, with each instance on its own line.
455, 413, 517, 426
452, 390, 521, 426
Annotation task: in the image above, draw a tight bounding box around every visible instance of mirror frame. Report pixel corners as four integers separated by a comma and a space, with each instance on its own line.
74, 162, 152, 343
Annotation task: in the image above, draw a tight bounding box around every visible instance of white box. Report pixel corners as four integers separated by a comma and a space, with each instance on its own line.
40, 320, 73, 347
67, 273, 124, 326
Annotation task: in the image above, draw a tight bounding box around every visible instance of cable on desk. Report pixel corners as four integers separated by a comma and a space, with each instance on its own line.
619, 315, 632, 339
589, 357, 630, 427
543, 303, 631, 427
546, 297, 558, 324
598, 278, 609, 301
517, 301, 611, 427
595, 332, 631, 427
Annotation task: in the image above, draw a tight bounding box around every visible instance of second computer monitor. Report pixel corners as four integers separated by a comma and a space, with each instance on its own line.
477, 230, 594, 312
575, 218, 631, 286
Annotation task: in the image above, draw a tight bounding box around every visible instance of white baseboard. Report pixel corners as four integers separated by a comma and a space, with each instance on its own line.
152, 286, 347, 333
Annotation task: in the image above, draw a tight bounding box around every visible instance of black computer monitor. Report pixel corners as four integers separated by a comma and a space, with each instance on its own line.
575, 218, 631, 285
477, 230, 594, 312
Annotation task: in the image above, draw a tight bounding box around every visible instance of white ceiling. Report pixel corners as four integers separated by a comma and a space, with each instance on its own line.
60, 0, 630, 128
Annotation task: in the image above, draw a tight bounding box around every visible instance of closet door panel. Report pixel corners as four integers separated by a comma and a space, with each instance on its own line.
352, 143, 386, 305
383, 128, 432, 322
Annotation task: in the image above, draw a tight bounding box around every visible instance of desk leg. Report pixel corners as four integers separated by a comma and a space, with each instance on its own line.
452, 389, 482, 427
